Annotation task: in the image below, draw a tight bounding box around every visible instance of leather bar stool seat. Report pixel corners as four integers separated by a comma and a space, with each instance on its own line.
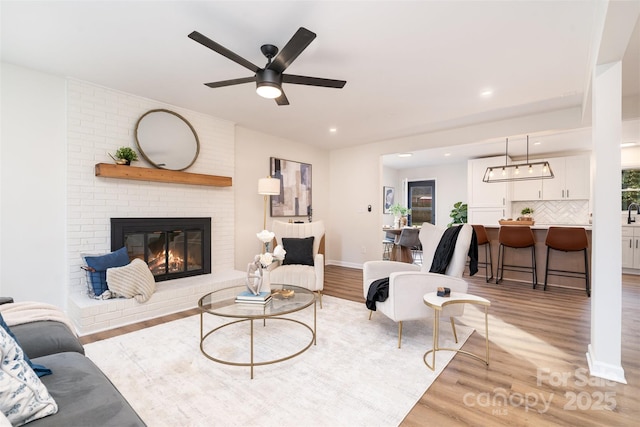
496, 226, 537, 287
472, 224, 493, 283
544, 227, 590, 297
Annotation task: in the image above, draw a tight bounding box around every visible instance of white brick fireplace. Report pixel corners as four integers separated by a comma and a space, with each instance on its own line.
66, 80, 244, 335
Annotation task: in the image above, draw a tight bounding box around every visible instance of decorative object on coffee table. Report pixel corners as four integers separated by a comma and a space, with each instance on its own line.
246, 232, 286, 295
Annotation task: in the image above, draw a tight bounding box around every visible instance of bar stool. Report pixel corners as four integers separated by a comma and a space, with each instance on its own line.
382, 231, 395, 260
398, 227, 421, 264
544, 227, 590, 297
496, 225, 537, 287
472, 224, 493, 283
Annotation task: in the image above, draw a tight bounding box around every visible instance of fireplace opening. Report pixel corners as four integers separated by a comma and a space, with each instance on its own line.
111, 218, 211, 282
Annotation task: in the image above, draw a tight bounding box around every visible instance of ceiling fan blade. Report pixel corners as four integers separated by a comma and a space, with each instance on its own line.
189, 31, 259, 73
282, 74, 346, 88
204, 76, 256, 89
268, 27, 316, 74
275, 91, 290, 106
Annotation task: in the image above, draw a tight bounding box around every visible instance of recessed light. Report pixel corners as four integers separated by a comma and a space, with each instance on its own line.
398, 153, 413, 158
480, 89, 493, 97
329, 127, 337, 133
444, 153, 451, 157
534, 141, 541, 146
621, 142, 638, 148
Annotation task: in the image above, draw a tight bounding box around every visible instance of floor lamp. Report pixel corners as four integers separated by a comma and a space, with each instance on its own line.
258, 176, 280, 231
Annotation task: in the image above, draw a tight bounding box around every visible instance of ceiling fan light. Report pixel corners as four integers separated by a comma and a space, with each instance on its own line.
256, 83, 282, 99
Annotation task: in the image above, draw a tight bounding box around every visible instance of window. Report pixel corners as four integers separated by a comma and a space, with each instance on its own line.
408, 180, 435, 226
622, 169, 640, 210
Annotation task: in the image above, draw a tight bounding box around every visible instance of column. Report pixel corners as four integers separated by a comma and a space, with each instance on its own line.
588, 60, 626, 383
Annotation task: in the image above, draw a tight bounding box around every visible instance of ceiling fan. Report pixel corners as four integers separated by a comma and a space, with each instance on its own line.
188, 27, 346, 106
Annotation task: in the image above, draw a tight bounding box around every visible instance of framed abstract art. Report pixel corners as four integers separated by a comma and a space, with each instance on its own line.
383, 186, 395, 214
270, 157, 312, 217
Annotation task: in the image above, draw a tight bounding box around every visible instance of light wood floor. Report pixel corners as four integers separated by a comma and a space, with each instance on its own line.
81, 266, 640, 426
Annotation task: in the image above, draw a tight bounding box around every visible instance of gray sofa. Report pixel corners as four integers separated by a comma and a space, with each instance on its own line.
4, 305, 146, 426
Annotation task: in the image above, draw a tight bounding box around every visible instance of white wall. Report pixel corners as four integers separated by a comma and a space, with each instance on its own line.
234, 127, 330, 269
1, 63, 67, 306
66, 79, 236, 297
328, 144, 382, 268
400, 162, 468, 227
1, 63, 237, 310
622, 146, 640, 168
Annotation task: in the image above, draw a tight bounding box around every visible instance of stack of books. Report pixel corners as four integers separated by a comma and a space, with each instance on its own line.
235, 291, 272, 305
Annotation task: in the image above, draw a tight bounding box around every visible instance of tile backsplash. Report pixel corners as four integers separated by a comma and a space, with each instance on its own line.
511, 200, 590, 224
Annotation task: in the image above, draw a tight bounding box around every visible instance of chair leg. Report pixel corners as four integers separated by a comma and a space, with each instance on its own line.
487, 242, 494, 282
483, 243, 489, 282
368, 310, 373, 320
531, 245, 537, 289
496, 244, 504, 284
483, 242, 494, 283
317, 291, 323, 309
584, 248, 591, 297
544, 247, 551, 291
450, 317, 458, 343
397, 321, 403, 349
534, 245, 538, 286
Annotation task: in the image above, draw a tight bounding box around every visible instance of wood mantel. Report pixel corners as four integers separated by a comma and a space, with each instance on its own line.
94, 163, 232, 187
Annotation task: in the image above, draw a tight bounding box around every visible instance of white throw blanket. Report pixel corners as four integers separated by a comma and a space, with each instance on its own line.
0, 301, 77, 336
106, 258, 156, 303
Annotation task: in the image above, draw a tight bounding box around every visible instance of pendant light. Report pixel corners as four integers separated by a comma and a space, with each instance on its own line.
483, 136, 554, 183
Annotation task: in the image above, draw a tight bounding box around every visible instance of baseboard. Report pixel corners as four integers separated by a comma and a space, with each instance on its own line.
586, 344, 627, 384
326, 260, 363, 270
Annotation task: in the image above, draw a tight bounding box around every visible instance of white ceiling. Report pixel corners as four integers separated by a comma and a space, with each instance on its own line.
1, 1, 639, 160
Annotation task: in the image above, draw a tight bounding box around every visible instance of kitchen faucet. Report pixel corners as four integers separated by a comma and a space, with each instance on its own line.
628, 203, 639, 224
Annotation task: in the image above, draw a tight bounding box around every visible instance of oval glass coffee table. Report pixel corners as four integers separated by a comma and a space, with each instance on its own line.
198, 284, 316, 378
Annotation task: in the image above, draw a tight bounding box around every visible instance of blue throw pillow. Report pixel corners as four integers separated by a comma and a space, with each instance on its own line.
0, 312, 51, 377
84, 247, 130, 296
282, 237, 315, 266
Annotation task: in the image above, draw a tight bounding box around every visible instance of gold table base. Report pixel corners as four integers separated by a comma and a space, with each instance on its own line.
423, 293, 490, 371
200, 298, 316, 379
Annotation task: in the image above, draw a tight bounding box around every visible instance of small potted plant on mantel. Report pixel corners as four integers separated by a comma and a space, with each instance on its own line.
110, 147, 139, 165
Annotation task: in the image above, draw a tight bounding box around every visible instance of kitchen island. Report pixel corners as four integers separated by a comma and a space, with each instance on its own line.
479, 224, 592, 293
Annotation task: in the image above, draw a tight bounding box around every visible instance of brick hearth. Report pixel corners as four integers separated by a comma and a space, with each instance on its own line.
69, 271, 245, 335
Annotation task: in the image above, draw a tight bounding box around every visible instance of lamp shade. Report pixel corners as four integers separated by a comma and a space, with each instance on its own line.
258, 177, 280, 195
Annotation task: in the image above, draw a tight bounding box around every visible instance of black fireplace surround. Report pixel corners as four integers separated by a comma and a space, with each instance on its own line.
111, 217, 211, 282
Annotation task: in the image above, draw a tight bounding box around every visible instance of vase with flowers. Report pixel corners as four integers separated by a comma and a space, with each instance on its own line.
246, 231, 286, 295
389, 203, 411, 228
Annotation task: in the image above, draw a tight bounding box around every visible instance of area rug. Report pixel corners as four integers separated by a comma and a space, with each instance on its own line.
84, 295, 473, 427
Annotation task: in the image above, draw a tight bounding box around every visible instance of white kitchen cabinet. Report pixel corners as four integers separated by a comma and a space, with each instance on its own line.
622, 226, 640, 270
543, 154, 590, 200
468, 156, 509, 207
467, 156, 510, 224
511, 172, 543, 201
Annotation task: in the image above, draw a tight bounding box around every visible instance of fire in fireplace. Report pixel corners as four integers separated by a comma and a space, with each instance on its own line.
111, 218, 211, 282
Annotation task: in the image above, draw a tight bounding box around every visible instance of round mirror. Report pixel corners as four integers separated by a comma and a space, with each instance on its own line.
135, 109, 200, 171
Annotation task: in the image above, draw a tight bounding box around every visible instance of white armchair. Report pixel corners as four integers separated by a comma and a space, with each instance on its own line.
363, 223, 473, 348
269, 221, 325, 307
